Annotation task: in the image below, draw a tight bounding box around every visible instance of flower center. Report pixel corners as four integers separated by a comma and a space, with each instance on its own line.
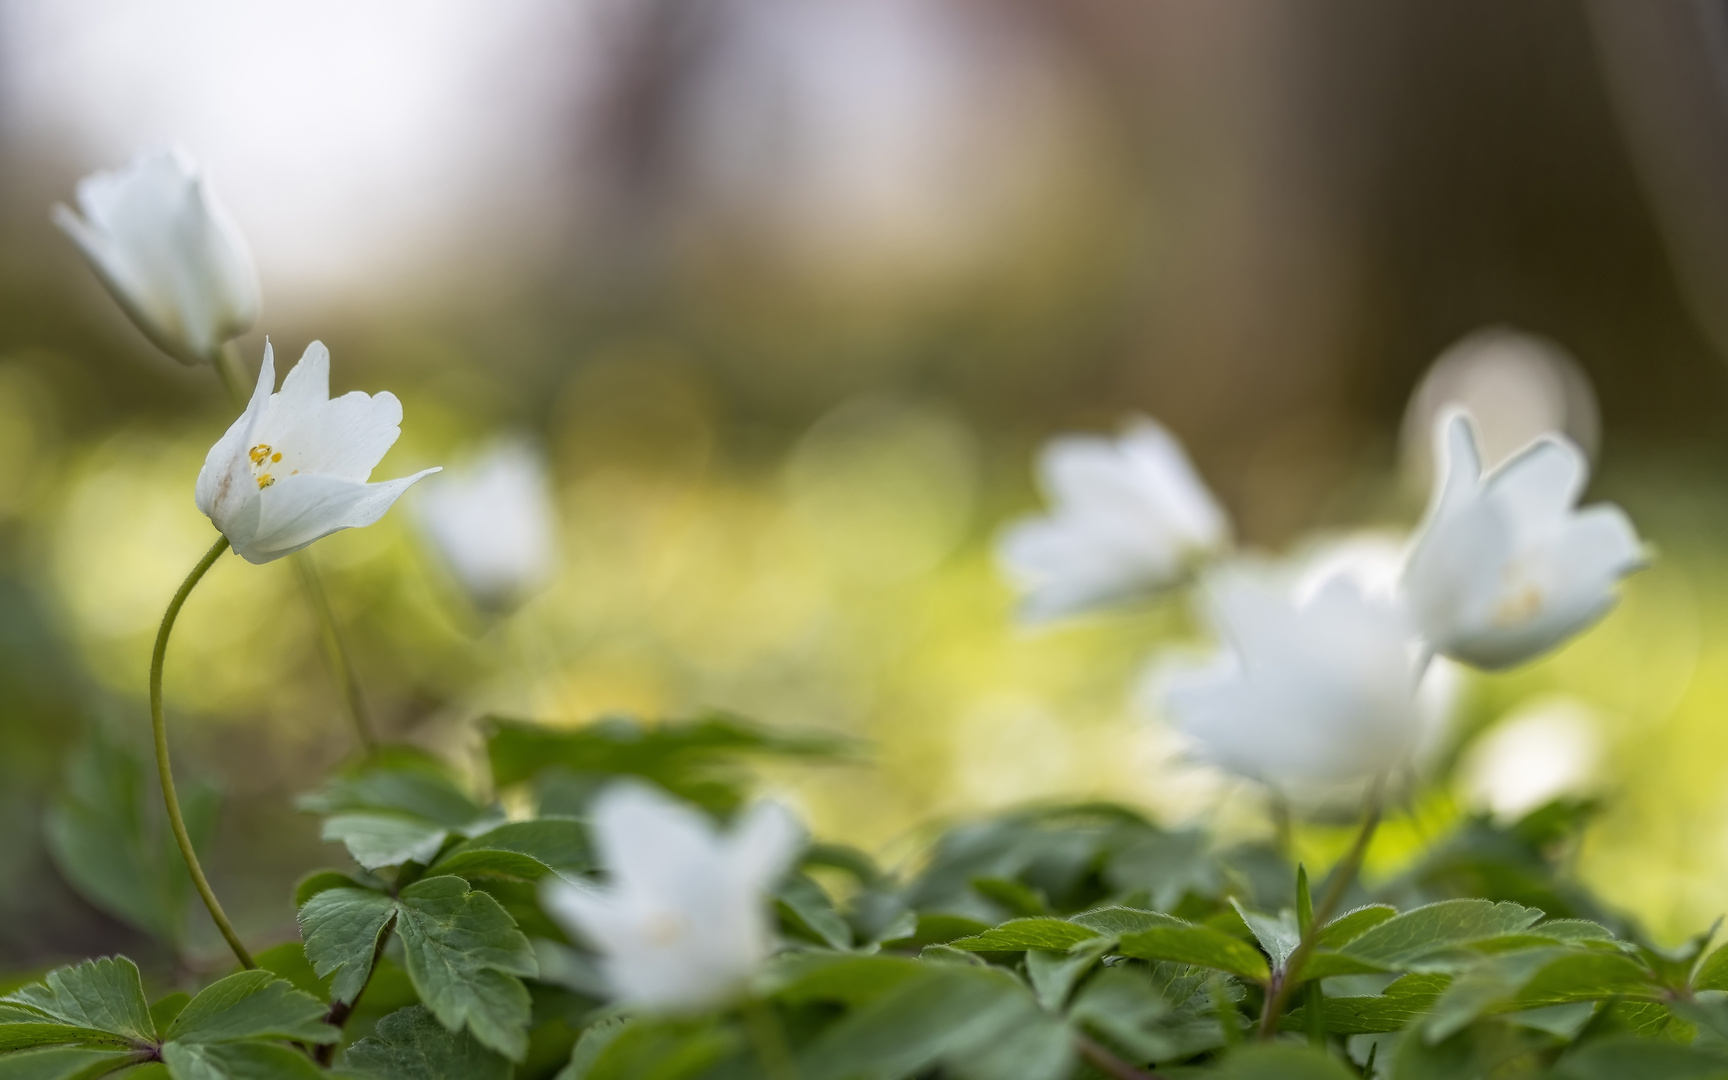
644, 909, 689, 947
249, 443, 284, 489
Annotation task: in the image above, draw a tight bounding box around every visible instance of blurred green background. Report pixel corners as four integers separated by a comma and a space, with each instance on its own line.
6, 0, 1728, 976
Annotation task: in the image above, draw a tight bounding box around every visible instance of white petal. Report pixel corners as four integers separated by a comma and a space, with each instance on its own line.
1429, 411, 1484, 521
1483, 435, 1587, 526
589, 782, 727, 901
729, 801, 803, 891
195, 341, 276, 538
235, 468, 439, 564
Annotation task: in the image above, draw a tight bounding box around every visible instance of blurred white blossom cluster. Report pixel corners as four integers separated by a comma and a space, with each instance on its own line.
999, 392, 1646, 802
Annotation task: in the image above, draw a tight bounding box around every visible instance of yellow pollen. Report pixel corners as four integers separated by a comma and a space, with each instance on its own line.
248, 444, 273, 466
1493, 584, 1542, 627
257, 475, 275, 489
271, 452, 282, 463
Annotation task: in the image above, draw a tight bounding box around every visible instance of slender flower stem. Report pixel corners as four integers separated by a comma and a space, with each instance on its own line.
1074, 1032, 1168, 1080
291, 553, 378, 754
1257, 778, 1386, 1040
215, 342, 378, 756
741, 999, 799, 1080
151, 534, 255, 970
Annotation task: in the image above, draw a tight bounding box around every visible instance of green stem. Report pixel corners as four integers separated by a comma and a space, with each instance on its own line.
1257, 778, 1385, 1040
151, 535, 255, 970
291, 553, 378, 755
741, 999, 798, 1080
1073, 1032, 1167, 1080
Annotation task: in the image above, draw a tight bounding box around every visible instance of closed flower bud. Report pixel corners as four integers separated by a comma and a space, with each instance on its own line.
54, 149, 261, 366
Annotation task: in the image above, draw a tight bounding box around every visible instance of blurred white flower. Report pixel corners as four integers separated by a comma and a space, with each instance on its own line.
1403, 410, 1646, 670
417, 441, 556, 611
54, 149, 260, 366
1459, 696, 1602, 820
997, 417, 1229, 622
1156, 571, 1423, 790
1290, 532, 1463, 767
195, 341, 438, 564
542, 782, 801, 1013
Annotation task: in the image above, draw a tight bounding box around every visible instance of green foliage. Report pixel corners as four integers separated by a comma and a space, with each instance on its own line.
0, 958, 335, 1080
44, 733, 217, 951
340, 1007, 510, 1080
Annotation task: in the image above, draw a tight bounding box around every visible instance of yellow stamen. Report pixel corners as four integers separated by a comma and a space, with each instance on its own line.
248, 444, 273, 466
271, 452, 282, 463
257, 475, 275, 489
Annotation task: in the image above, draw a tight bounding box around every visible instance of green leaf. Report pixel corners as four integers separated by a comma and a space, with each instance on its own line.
1423, 947, 1658, 1042
251, 945, 326, 1006
573, 1017, 737, 1080
159, 1040, 323, 1080
429, 819, 588, 881
947, 918, 1100, 953
320, 814, 450, 872
1069, 908, 1186, 937
1339, 900, 1544, 970
292, 872, 374, 909
149, 997, 189, 1043
1219, 1045, 1357, 1079
775, 875, 852, 950
1317, 905, 1397, 949
298, 888, 397, 1007
1551, 1036, 1728, 1080
299, 752, 487, 827
767, 954, 925, 1008
1069, 967, 1177, 1062
1231, 901, 1299, 971
341, 1006, 511, 1080
0, 1046, 142, 1080
394, 876, 537, 1062
557, 1019, 626, 1080
2, 957, 155, 1049
1026, 938, 1114, 1012
1282, 974, 1449, 1035
1696, 943, 1728, 992
164, 972, 334, 1046
948, 1011, 1072, 1080
1117, 924, 1272, 984
969, 877, 1047, 918
44, 732, 217, 949
797, 966, 1027, 1080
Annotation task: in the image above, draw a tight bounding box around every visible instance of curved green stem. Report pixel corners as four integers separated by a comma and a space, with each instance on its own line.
291, 553, 378, 755
151, 534, 255, 970
1257, 777, 1385, 1040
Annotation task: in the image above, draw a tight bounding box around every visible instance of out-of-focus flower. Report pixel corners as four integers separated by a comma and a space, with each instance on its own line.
1459, 696, 1602, 820
542, 782, 801, 1012
1290, 532, 1463, 767
1403, 411, 1646, 670
53, 149, 260, 366
417, 441, 557, 611
997, 417, 1229, 622
1156, 571, 1423, 790
195, 341, 438, 564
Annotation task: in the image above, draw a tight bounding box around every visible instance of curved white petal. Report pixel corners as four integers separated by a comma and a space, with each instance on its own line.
235, 468, 438, 564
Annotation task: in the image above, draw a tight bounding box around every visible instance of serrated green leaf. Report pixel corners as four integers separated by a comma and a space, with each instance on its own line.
1070, 908, 1186, 937
292, 872, 372, 910
0, 1025, 129, 1055
1318, 906, 1396, 949
1231, 901, 1299, 971
1117, 924, 1272, 983
1283, 974, 1449, 1035
297, 889, 396, 1007
299, 755, 486, 827
948, 918, 1100, 953
160, 1039, 323, 1080
1696, 944, 1728, 993
164, 972, 334, 1046
250, 945, 325, 1007
0, 1046, 142, 1080
1340, 901, 1544, 970
394, 876, 536, 1062
1424, 947, 1657, 1042
340, 1006, 510, 1080
2, 958, 154, 1050
1298, 951, 1394, 980
1535, 920, 1616, 943
557, 1018, 626, 1080
320, 814, 450, 872
775, 874, 851, 950
1070, 966, 1177, 1062
429, 819, 588, 881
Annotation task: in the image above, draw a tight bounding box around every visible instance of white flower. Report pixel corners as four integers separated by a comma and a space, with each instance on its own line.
997, 417, 1229, 622
417, 441, 557, 611
542, 782, 801, 1013
1156, 570, 1424, 790
1402, 411, 1645, 670
54, 149, 260, 366
195, 341, 438, 564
